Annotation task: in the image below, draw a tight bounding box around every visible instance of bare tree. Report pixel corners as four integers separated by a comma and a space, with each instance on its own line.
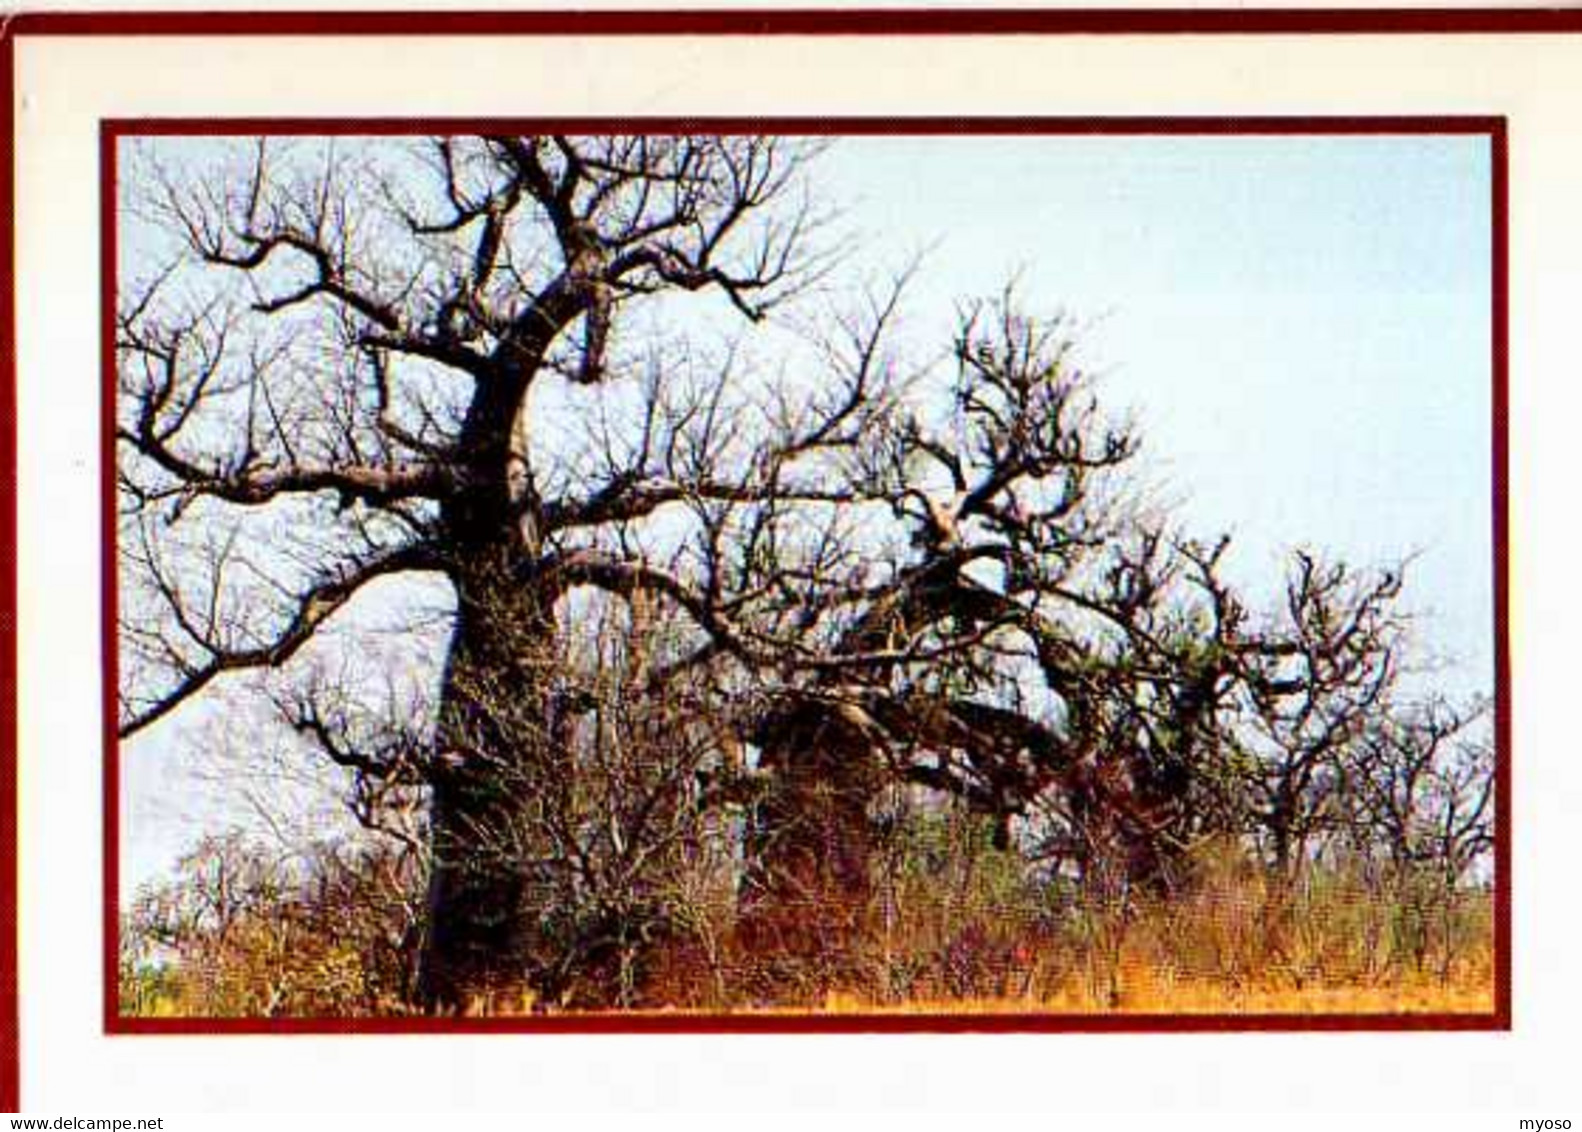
118, 134, 896, 1007
1352, 695, 1494, 881
1239, 553, 1409, 875
125, 831, 425, 1017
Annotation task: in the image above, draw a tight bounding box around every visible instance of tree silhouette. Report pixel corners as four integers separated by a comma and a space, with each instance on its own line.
119, 135, 887, 1004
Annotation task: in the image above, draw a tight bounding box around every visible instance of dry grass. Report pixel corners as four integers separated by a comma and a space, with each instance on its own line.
462, 981, 1492, 1018
461, 939, 1494, 1018
124, 830, 1497, 1020
621, 983, 1488, 1018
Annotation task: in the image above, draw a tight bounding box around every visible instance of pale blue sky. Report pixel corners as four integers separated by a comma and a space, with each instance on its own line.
818, 134, 1491, 677
121, 133, 1495, 894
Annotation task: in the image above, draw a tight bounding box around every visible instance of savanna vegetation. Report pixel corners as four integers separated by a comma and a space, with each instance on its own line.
117, 134, 1495, 1016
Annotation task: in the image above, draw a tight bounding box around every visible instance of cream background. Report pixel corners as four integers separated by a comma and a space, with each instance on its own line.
11, 23, 1574, 1114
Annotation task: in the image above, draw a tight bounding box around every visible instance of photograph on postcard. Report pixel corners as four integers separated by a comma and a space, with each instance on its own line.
110, 128, 1497, 1022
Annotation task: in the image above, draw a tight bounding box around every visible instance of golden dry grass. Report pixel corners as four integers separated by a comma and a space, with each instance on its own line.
468, 958, 1493, 1018
819, 980, 1491, 1014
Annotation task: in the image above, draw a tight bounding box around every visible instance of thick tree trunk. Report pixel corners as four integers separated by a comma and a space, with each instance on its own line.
739, 705, 882, 997
416, 548, 563, 1010
735, 569, 966, 997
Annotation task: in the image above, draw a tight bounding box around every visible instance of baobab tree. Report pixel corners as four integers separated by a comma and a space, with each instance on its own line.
117, 134, 908, 1006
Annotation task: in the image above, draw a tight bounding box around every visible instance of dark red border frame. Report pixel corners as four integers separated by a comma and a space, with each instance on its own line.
13, 7, 1582, 34
0, 9, 1527, 1111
